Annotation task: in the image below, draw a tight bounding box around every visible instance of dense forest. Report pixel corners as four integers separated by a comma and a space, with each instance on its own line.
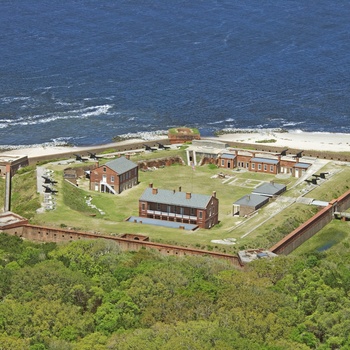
0, 233, 349, 349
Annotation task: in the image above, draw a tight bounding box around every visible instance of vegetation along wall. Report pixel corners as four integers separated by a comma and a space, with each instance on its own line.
3, 224, 242, 267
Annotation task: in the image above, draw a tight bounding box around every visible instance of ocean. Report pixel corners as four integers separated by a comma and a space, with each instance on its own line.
1, 0, 350, 147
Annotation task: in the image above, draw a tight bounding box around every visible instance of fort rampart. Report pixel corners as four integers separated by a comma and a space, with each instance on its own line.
223, 141, 350, 162
270, 189, 350, 255
26, 138, 350, 167
2, 188, 350, 264
27, 139, 171, 166
2, 224, 243, 267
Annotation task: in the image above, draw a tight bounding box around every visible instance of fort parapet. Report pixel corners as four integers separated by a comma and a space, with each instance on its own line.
1, 222, 243, 267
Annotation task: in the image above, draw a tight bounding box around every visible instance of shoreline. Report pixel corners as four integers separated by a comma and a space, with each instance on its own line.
212, 130, 350, 153
1, 130, 350, 159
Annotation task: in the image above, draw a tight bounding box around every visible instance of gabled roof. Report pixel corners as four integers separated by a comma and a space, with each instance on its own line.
252, 182, 286, 196
251, 157, 279, 164
140, 187, 214, 209
234, 194, 269, 207
104, 156, 137, 174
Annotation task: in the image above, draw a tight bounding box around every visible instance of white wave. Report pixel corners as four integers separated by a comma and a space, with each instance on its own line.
81, 104, 112, 117
117, 130, 168, 141
0, 96, 33, 104
220, 127, 291, 134
208, 120, 224, 125
288, 129, 304, 134
282, 121, 305, 127
0, 104, 113, 128
0, 138, 73, 150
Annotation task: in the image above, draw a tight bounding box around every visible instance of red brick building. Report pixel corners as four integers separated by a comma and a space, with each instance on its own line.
217, 150, 311, 177
139, 184, 219, 229
90, 156, 138, 194
249, 156, 280, 174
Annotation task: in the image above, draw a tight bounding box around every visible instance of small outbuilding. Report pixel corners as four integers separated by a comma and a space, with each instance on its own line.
233, 194, 269, 217
252, 181, 286, 198
293, 162, 311, 178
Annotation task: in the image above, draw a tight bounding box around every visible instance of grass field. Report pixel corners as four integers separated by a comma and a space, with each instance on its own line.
293, 219, 350, 255
5, 150, 350, 254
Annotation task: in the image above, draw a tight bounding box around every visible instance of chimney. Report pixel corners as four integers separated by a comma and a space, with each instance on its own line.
149, 183, 153, 188
179, 186, 182, 192
95, 161, 99, 169
186, 192, 191, 199
212, 191, 216, 198
125, 154, 130, 160
173, 189, 176, 194
152, 188, 158, 195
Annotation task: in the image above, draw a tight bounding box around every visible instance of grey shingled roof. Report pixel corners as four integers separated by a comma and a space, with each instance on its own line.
221, 153, 236, 159
251, 157, 279, 164
140, 187, 213, 209
295, 162, 311, 169
234, 194, 269, 207
105, 157, 137, 174
252, 182, 286, 196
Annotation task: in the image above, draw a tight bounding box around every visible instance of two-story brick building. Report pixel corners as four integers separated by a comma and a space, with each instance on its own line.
90, 156, 138, 194
139, 184, 219, 229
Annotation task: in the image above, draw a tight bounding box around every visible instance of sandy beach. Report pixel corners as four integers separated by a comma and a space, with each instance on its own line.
0, 138, 159, 159
214, 131, 350, 153
1, 131, 350, 159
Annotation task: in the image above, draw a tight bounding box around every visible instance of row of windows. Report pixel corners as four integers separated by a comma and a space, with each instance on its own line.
237, 162, 249, 168
224, 161, 275, 172
251, 163, 275, 172
141, 203, 202, 218
101, 172, 135, 183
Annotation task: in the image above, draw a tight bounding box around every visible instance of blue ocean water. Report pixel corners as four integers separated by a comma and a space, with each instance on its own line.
1, 0, 350, 147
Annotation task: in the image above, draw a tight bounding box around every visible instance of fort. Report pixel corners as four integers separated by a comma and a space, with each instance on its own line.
1, 135, 350, 267
1, 187, 350, 267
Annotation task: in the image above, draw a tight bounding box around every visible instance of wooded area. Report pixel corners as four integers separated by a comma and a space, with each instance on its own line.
0, 232, 349, 349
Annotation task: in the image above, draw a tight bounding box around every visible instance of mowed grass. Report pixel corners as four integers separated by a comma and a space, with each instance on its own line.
304, 163, 350, 201
293, 219, 350, 256
33, 159, 297, 251
23, 152, 350, 253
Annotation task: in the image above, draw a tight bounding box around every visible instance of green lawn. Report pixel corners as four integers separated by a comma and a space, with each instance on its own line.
293, 219, 350, 256
303, 164, 350, 201
11, 151, 350, 254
